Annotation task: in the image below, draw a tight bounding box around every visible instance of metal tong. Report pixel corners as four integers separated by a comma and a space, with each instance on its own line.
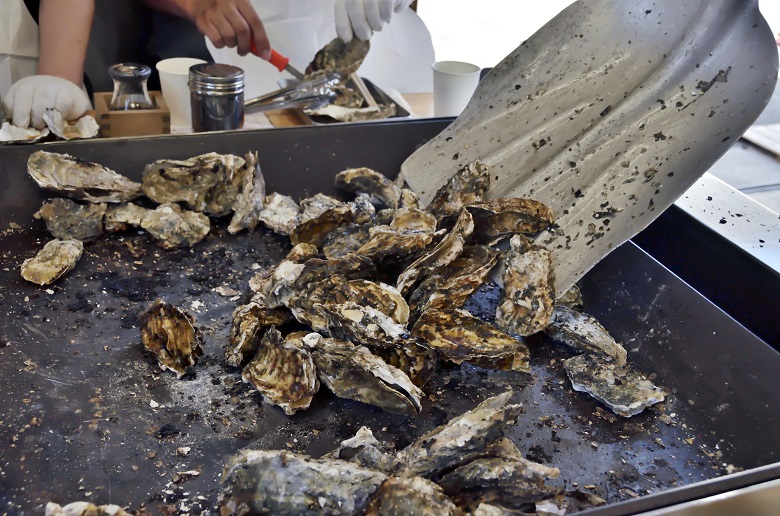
245, 72, 341, 112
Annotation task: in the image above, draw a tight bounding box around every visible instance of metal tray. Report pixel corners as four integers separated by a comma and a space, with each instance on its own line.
1, 121, 778, 514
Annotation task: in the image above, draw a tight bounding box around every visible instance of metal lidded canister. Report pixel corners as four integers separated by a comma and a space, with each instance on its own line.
189, 63, 245, 132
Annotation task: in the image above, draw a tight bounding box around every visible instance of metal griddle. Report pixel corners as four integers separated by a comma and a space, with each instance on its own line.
1, 122, 779, 514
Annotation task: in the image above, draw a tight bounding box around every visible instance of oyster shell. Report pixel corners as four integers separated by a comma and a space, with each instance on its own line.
257, 192, 300, 235
564, 354, 664, 417
356, 225, 434, 264
425, 161, 490, 221
225, 301, 294, 367
393, 391, 522, 479
364, 476, 461, 516
140, 152, 245, 215
390, 207, 437, 233
412, 307, 530, 372
399, 188, 421, 209
104, 202, 147, 232
396, 209, 474, 295
323, 223, 373, 259
545, 305, 627, 365
347, 279, 409, 325
307, 37, 371, 77
45, 502, 131, 516
219, 449, 387, 515
242, 328, 319, 415
557, 284, 583, 310
437, 456, 560, 511
21, 238, 83, 285
139, 299, 204, 378
0, 122, 49, 143
42, 110, 99, 140
299, 193, 345, 224
228, 151, 266, 234
408, 245, 499, 322
466, 198, 555, 245
249, 243, 320, 305
139, 203, 210, 249
34, 198, 106, 241
27, 151, 141, 202
291, 198, 374, 247
310, 335, 423, 415
335, 167, 402, 209
323, 426, 394, 473
496, 235, 555, 337
306, 103, 396, 123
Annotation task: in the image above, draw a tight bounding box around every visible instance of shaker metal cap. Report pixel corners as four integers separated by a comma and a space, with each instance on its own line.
189, 63, 245, 95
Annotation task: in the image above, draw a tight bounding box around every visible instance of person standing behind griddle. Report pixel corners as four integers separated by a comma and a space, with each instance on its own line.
2, 0, 413, 130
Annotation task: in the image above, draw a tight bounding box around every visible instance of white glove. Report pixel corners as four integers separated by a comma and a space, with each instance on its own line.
2, 75, 91, 130
335, 0, 414, 42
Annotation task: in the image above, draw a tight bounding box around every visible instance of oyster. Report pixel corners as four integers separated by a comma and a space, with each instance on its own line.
34, 198, 106, 241
425, 161, 490, 221
564, 354, 665, 417
437, 456, 560, 511
323, 223, 373, 259
545, 305, 627, 365
299, 193, 345, 223
219, 449, 386, 515
139, 203, 210, 249
293, 253, 378, 288
0, 122, 49, 143
496, 235, 555, 337
310, 335, 423, 415
396, 209, 474, 295
393, 391, 523, 479
104, 202, 148, 232
225, 301, 294, 367
347, 279, 409, 325
390, 207, 437, 233
139, 299, 204, 378
398, 188, 421, 209
291, 199, 374, 247
466, 198, 555, 245
27, 150, 141, 202
306, 37, 371, 77
557, 284, 583, 310
335, 167, 402, 209
228, 151, 266, 234
307, 103, 396, 123
364, 476, 461, 515
42, 110, 99, 140
323, 426, 394, 473
241, 329, 319, 415
21, 238, 83, 285
356, 225, 434, 264
257, 192, 300, 235
45, 502, 131, 516
249, 243, 320, 305
140, 152, 245, 215
412, 307, 530, 372
408, 245, 499, 322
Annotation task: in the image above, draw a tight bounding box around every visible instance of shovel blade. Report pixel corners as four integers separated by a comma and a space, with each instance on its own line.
401, 0, 778, 295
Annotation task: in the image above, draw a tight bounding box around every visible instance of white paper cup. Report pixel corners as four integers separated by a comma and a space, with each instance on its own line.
156, 57, 207, 128
432, 61, 481, 117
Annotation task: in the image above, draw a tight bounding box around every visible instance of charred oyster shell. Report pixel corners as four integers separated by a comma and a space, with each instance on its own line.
249, 242, 319, 297
45, 502, 131, 516
393, 391, 522, 479
27, 151, 141, 202
364, 476, 461, 515
412, 307, 530, 372
545, 305, 627, 365
310, 335, 422, 415
228, 150, 266, 234
356, 225, 434, 264
299, 193, 345, 224
496, 235, 555, 337
225, 301, 294, 367
466, 198, 555, 245
323, 223, 373, 259
335, 167, 402, 209
307, 37, 371, 77
258, 192, 300, 235
396, 209, 474, 295
21, 238, 83, 286
139, 203, 210, 249
219, 449, 386, 515
323, 426, 394, 473
104, 202, 147, 232
564, 354, 664, 417
139, 299, 204, 378
557, 284, 583, 310
291, 199, 374, 247
34, 198, 106, 241
390, 207, 437, 233
242, 328, 319, 415
425, 161, 490, 221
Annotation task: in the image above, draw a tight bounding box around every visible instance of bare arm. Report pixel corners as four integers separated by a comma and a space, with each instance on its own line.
36, 0, 95, 86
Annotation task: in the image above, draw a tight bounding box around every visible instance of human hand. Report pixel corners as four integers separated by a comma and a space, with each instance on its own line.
183, 0, 270, 58
335, 0, 414, 42
2, 75, 91, 130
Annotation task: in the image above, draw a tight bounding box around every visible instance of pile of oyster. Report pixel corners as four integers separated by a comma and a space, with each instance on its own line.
218, 391, 576, 515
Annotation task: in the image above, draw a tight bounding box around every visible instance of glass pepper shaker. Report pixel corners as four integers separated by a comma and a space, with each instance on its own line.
109, 63, 155, 110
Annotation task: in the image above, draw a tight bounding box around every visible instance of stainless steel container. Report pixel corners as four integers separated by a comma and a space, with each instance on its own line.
188, 63, 244, 132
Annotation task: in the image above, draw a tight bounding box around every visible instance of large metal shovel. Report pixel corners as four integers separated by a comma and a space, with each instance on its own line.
400, 0, 778, 295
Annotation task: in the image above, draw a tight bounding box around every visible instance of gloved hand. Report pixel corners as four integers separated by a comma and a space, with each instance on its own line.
335, 0, 414, 42
2, 75, 91, 130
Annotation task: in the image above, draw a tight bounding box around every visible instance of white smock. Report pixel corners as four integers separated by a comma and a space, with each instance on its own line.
206, 0, 435, 99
